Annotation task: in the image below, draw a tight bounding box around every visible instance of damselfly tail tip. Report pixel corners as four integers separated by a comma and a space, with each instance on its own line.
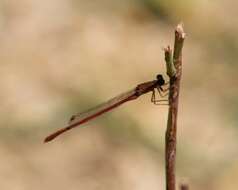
44, 135, 54, 143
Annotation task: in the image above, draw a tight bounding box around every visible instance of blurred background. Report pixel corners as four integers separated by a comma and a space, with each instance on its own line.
0, 0, 238, 189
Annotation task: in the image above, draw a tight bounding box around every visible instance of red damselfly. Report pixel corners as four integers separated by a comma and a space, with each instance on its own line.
44, 74, 168, 143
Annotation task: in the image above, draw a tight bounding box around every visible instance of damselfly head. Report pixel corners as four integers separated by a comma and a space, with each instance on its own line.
156, 74, 165, 86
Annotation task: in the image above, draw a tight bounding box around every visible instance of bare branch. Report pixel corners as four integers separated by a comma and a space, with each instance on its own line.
164, 23, 185, 190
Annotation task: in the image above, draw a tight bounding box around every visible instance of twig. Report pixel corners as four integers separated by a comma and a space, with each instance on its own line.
164, 24, 185, 190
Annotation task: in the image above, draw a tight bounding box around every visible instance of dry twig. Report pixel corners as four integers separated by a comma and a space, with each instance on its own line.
164, 24, 185, 190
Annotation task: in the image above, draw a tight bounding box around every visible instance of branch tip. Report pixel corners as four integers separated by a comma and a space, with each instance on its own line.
175, 23, 186, 39
164, 45, 176, 77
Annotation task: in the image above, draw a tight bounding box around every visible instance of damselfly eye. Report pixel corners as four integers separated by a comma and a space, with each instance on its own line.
156, 74, 165, 85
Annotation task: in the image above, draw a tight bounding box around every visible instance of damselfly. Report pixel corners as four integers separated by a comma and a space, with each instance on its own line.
44, 74, 168, 142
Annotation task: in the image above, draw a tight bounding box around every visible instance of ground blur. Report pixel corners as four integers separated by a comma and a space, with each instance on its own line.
0, 0, 238, 189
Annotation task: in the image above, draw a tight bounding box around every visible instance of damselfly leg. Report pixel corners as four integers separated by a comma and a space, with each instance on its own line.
151, 82, 169, 105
